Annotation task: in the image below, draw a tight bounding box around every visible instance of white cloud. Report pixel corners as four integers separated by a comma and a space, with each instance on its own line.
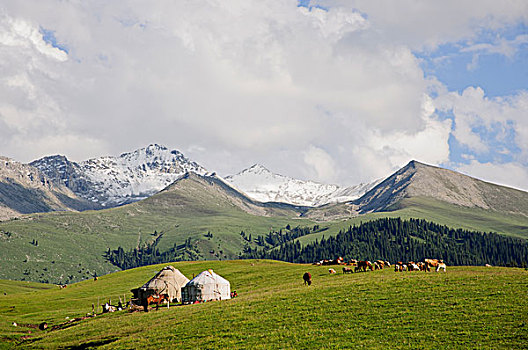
0, 1, 526, 189
303, 145, 337, 183
462, 34, 528, 70
433, 86, 528, 160
456, 160, 528, 191
0, 14, 67, 61
324, 0, 528, 50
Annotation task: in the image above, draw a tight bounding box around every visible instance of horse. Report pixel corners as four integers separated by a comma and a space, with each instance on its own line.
303, 272, 312, 285
146, 294, 169, 306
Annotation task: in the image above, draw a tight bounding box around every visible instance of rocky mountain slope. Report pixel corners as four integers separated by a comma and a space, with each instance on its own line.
0, 157, 99, 220
31, 144, 207, 207
225, 164, 379, 206
303, 160, 528, 220
145, 171, 304, 217
356, 160, 528, 215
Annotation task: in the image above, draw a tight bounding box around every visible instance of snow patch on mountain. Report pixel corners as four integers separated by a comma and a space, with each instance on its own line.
225, 164, 379, 207
32, 144, 207, 207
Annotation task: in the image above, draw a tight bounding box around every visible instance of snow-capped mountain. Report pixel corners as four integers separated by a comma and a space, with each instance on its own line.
224, 164, 380, 207
31, 144, 207, 207
0, 156, 98, 220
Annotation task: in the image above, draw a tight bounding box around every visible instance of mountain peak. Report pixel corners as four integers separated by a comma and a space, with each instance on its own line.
31, 145, 207, 208
225, 164, 378, 206
242, 163, 271, 174
356, 160, 528, 214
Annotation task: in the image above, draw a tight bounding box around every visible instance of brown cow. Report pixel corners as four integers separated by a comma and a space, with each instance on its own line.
303, 272, 312, 285
356, 261, 373, 272
375, 260, 385, 269
424, 259, 447, 272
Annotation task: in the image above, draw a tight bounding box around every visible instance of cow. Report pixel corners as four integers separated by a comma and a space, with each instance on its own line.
408, 262, 420, 271
424, 259, 440, 272
328, 268, 337, 274
424, 259, 447, 272
375, 260, 385, 269
356, 261, 373, 272
436, 261, 447, 272
342, 267, 354, 274
303, 272, 312, 286
323, 257, 344, 265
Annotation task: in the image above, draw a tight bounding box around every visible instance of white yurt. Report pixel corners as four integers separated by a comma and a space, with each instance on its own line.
131, 266, 189, 303
181, 269, 231, 303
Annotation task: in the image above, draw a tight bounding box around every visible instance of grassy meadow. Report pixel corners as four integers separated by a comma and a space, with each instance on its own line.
1, 260, 527, 349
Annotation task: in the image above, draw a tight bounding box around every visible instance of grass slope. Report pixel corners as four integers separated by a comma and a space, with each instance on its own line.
296, 197, 528, 246
0, 174, 310, 283
0, 260, 527, 349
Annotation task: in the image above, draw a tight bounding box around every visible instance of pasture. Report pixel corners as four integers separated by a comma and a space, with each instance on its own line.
0, 260, 527, 349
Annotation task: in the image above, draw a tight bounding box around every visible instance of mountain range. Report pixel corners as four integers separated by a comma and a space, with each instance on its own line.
30, 144, 207, 208
224, 164, 380, 206
0, 144, 379, 220
1, 145, 528, 283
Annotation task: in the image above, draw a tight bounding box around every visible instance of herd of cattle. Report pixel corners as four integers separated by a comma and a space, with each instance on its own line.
312, 257, 447, 274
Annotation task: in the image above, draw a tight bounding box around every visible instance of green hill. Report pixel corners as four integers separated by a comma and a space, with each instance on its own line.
0, 173, 309, 284
1, 260, 527, 349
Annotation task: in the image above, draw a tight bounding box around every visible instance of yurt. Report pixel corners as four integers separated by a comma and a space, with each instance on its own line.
181, 269, 231, 303
131, 266, 189, 303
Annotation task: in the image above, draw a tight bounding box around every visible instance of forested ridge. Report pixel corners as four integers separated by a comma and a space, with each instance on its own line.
242, 218, 528, 267
106, 218, 528, 270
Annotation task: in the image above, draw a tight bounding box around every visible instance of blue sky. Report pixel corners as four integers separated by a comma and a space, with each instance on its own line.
415, 20, 527, 185
418, 22, 528, 97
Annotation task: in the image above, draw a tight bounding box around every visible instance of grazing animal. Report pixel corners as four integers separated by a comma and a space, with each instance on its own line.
436, 261, 447, 272
485, 263, 492, 267
303, 272, 312, 286
342, 267, 354, 274
375, 260, 385, 269
424, 258, 440, 272
408, 263, 420, 271
328, 268, 337, 274
323, 257, 344, 266
356, 261, 373, 272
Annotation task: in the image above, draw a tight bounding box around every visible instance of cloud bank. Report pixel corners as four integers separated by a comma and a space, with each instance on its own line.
0, 1, 527, 189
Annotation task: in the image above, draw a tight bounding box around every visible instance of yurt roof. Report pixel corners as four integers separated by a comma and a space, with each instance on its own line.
140, 265, 189, 290
186, 269, 230, 286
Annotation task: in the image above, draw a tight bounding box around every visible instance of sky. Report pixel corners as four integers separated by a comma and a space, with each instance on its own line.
1, 0, 527, 190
